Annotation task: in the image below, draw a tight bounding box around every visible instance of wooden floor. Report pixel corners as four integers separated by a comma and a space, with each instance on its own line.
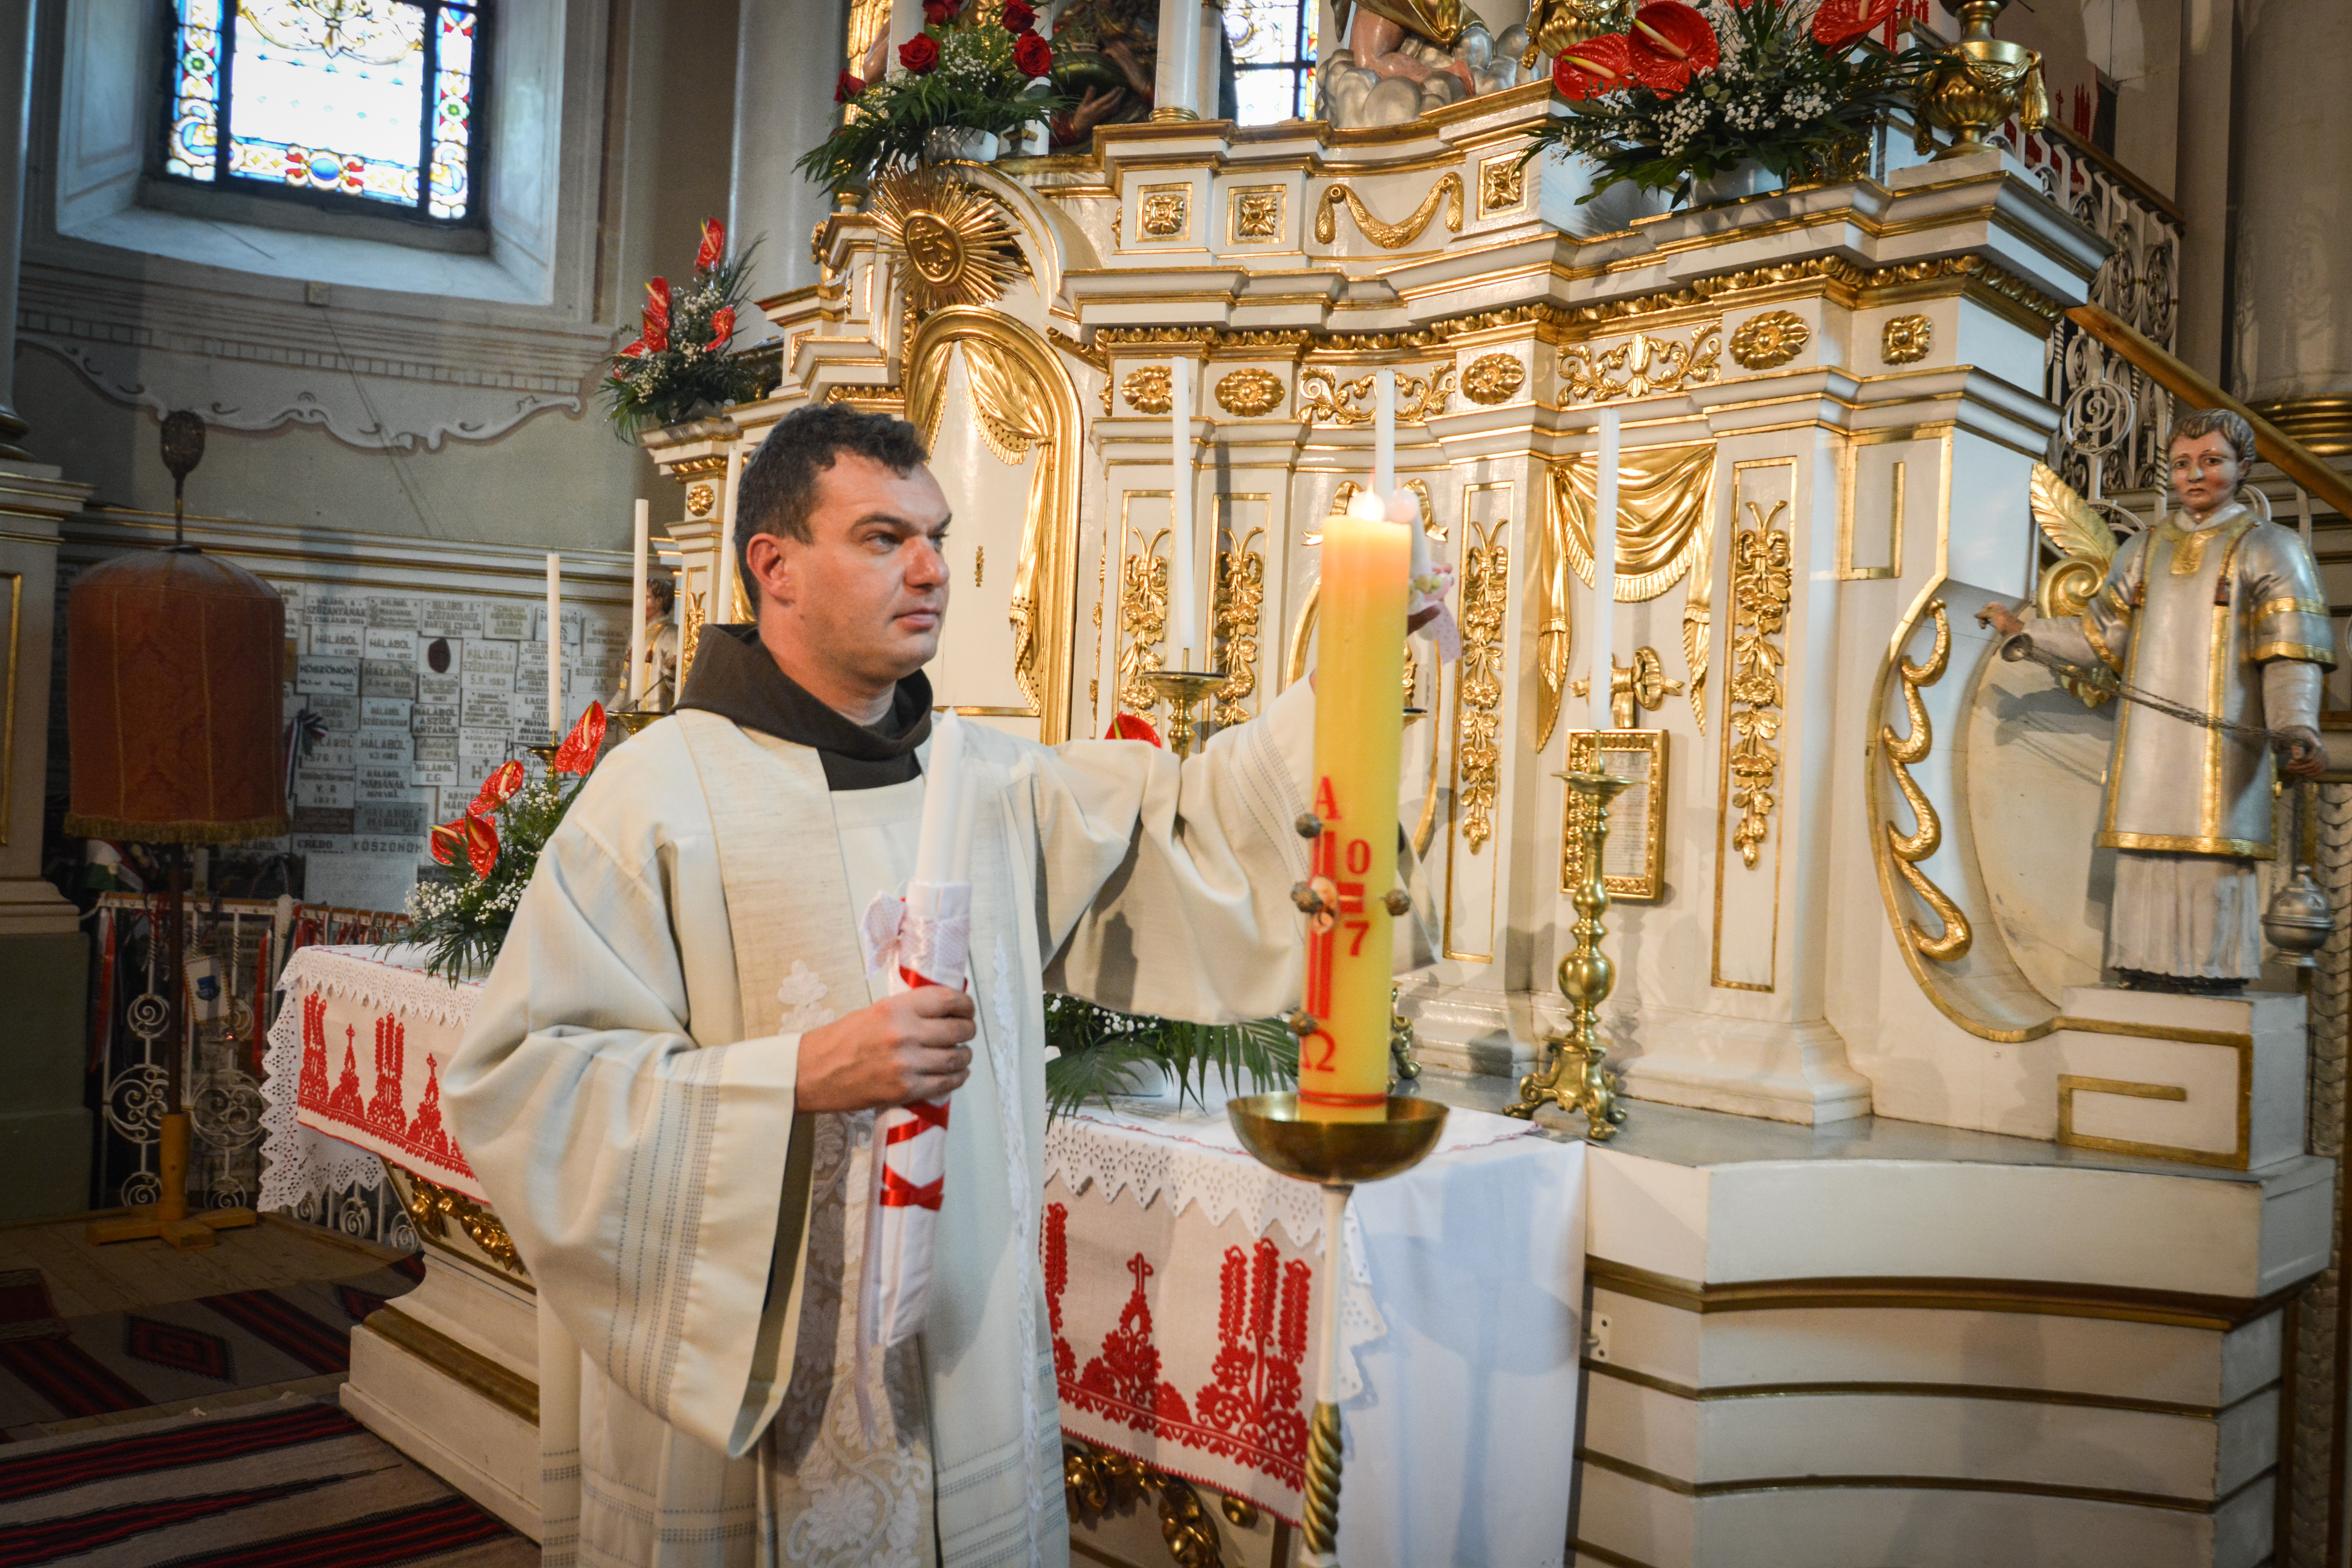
0, 1210, 407, 1317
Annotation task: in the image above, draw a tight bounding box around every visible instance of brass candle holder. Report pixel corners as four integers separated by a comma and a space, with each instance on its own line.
609, 708, 663, 738
1139, 668, 1227, 757
1225, 1092, 1448, 1566
1915, 0, 2048, 160
1505, 769, 1632, 1138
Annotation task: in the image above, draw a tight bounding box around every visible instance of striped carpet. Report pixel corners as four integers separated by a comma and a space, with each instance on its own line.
0, 1258, 423, 1435
0, 1394, 535, 1566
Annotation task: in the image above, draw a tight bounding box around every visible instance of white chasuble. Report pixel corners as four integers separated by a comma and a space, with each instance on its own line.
447, 682, 1318, 1568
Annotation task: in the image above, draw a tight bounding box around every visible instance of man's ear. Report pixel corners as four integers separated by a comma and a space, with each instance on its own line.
745, 530, 793, 608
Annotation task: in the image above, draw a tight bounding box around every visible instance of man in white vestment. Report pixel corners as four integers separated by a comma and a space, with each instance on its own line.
448, 405, 1323, 1567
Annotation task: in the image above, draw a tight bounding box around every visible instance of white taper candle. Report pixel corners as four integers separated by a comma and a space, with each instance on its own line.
1373, 367, 1396, 497
627, 499, 649, 708
1168, 357, 1198, 668
1590, 406, 1619, 733
915, 711, 966, 888
544, 552, 563, 741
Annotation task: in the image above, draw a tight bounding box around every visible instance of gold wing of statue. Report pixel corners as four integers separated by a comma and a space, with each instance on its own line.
2030, 462, 2117, 624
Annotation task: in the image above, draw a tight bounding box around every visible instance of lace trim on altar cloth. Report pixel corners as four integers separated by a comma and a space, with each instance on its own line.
258, 944, 484, 1214
1042, 1102, 1531, 1404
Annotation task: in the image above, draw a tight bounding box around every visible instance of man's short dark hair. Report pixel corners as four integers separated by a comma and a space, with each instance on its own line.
734, 403, 929, 608
646, 575, 675, 615
2169, 407, 2259, 472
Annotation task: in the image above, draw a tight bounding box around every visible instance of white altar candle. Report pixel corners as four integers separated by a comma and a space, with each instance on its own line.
1097, 536, 1123, 734
915, 711, 966, 887
1168, 358, 1198, 667
1590, 406, 1619, 733
627, 499, 649, 708
1373, 367, 1396, 498
1153, 0, 1202, 117
544, 552, 563, 740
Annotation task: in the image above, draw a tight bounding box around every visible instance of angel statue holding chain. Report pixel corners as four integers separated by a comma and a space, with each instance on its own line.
1980, 407, 2331, 994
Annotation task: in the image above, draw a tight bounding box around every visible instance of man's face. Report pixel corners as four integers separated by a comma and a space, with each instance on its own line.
2170, 432, 2245, 517
752, 453, 952, 688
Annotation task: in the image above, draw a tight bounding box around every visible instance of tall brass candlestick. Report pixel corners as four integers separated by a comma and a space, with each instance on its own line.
1505, 769, 1632, 1137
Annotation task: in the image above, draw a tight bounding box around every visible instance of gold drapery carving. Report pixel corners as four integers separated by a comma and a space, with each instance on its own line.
906, 310, 1083, 739
1535, 443, 1718, 747
1881, 601, 1970, 960
1725, 499, 1792, 869
1314, 174, 1465, 249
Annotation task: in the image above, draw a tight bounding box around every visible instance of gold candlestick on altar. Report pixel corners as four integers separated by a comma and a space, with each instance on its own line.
1226, 1092, 1447, 1566
1505, 769, 1632, 1138
1914, 0, 2048, 160
1138, 667, 1225, 757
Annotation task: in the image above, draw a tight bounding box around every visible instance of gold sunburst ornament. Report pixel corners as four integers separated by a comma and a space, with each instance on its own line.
869, 171, 1023, 315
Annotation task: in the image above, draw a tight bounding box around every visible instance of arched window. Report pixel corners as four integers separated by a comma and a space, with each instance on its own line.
161, 0, 485, 222
1227, 0, 1314, 124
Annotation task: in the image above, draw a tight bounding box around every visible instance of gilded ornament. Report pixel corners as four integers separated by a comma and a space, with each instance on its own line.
1296, 368, 1376, 427
685, 481, 715, 517
1213, 528, 1264, 727
1138, 186, 1190, 240
1455, 517, 1508, 853
1477, 157, 1525, 217
1913, 0, 2048, 160
1461, 353, 1526, 405
1522, 0, 1633, 65
1397, 364, 1456, 421
1063, 1440, 1227, 1566
1725, 499, 1791, 869
868, 171, 1024, 314
1122, 365, 1175, 415
2028, 460, 2120, 708
405, 1175, 529, 1278
1882, 313, 1934, 365
1314, 174, 1465, 250
1117, 527, 1170, 712
679, 584, 705, 686
1214, 368, 1286, 417
1561, 322, 1724, 403
1728, 310, 1811, 371
1231, 186, 1283, 242
1882, 601, 1971, 960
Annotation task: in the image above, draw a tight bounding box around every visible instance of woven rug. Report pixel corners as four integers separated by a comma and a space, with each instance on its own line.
0, 1394, 534, 1566
0, 1257, 424, 1434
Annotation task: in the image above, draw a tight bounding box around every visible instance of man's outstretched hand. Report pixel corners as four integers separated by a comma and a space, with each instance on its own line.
2278, 725, 2327, 781
796, 987, 975, 1111
1977, 602, 2026, 639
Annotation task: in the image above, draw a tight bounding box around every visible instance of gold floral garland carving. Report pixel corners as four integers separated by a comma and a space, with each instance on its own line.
1313, 173, 1466, 249
1456, 516, 1509, 853
1725, 499, 1791, 869
1213, 527, 1265, 727
1561, 322, 1723, 403
406, 1175, 530, 1278
1728, 310, 1810, 370
1881, 600, 1970, 960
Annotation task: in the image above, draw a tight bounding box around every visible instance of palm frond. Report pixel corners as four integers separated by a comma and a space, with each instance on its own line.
1043, 996, 1298, 1123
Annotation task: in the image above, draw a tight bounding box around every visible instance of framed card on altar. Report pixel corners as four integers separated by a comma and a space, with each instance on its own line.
1561, 729, 1669, 901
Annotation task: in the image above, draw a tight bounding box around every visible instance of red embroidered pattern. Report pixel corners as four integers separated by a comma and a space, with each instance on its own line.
296, 1007, 477, 1182
1068, 1254, 1193, 1429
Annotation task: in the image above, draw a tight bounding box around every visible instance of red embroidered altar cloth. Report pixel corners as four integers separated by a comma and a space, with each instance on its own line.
1041, 1100, 1585, 1564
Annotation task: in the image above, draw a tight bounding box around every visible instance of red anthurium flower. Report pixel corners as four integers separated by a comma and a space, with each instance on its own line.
835, 69, 864, 103
1105, 713, 1163, 746
900, 33, 941, 73
1811, 0, 1898, 52
615, 337, 645, 360
1012, 29, 1051, 76
1000, 0, 1036, 29
465, 814, 500, 878
1552, 31, 1634, 100
1626, 2, 1719, 91
641, 277, 671, 354
554, 702, 608, 776
695, 218, 725, 272
706, 306, 736, 353
469, 759, 525, 817
429, 818, 469, 867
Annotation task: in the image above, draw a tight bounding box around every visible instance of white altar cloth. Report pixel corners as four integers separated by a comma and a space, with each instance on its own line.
1044, 1099, 1586, 1568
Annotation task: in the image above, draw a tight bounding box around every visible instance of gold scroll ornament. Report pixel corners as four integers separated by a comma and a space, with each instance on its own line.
1456, 516, 1509, 853
1724, 499, 1792, 869
1297, 364, 1455, 426
1561, 322, 1723, 404
1881, 601, 1970, 960
1535, 442, 1718, 748
1314, 174, 1465, 249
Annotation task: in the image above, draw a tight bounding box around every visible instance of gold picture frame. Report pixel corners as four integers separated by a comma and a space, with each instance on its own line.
1562, 729, 1669, 901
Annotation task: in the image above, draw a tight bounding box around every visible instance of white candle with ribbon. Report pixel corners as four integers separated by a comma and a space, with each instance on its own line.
1590, 407, 1619, 733
544, 552, 563, 741
1373, 367, 1396, 498
1167, 358, 1198, 668
627, 499, 649, 708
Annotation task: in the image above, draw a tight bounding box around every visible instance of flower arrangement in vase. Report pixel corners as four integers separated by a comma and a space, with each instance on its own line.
406, 704, 606, 979
796, 1, 1068, 196
600, 219, 763, 437
1528, 0, 1935, 206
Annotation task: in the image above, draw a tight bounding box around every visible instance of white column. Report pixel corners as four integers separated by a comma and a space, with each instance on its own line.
0, 0, 38, 459
1154, 0, 1203, 120
728, 0, 851, 313
2172, 0, 2232, 386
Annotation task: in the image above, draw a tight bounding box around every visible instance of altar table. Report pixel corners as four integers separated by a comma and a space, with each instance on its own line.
1044, 1100, 1586, 1568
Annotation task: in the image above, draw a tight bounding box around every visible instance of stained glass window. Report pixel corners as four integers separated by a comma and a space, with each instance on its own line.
1225, 0, 1315, 124
163, 0, 484, 223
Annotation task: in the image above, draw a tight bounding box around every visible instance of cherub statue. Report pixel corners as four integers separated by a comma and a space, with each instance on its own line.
1982, 408, 2332, 993
1320, 2, 1527, 127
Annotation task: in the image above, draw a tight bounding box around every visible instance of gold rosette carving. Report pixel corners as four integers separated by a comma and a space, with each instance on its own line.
1729, 310, 1811, 370
1462, 354, 1526, 405
1214, 368, 1285, 417
1122, 365, 1174, 414
1882, 314, 1934, 364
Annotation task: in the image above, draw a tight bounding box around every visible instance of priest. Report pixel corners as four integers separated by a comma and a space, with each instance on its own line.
446, 403, 1323, 1567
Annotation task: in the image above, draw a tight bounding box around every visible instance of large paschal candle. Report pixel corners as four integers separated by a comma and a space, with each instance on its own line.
1300, 493, 1410, 1119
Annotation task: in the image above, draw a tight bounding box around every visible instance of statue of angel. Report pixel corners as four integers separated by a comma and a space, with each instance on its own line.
1980, 408, 2332, 993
